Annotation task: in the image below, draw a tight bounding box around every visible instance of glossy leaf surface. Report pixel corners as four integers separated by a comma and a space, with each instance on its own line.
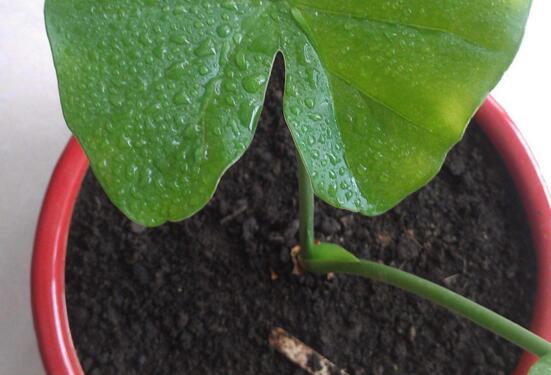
530, 355, 551, 375
46, 0, 531, 225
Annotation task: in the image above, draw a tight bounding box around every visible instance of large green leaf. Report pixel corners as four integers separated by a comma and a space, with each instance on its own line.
45, 0, 531, 226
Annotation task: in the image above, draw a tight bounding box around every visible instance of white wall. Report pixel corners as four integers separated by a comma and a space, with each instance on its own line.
492, 0, 551, 184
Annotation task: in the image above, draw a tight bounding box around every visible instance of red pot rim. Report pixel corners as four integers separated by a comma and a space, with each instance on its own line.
32, 97, 551, 375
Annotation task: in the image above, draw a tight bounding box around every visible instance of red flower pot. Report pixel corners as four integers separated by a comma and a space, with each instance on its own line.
32, 97, 551, 375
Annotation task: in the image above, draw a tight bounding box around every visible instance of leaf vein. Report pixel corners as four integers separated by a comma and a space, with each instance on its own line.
327, 71, 441, 138
293, 3, 502, 53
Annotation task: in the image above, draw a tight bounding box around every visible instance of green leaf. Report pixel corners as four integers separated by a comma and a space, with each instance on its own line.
530, 355, 551, 375
45, 0, 531, 226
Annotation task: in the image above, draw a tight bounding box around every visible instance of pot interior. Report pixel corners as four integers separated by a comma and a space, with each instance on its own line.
65, 60, 537, 375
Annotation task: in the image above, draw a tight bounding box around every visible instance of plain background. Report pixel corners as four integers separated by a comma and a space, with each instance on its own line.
1, 1, 550, 373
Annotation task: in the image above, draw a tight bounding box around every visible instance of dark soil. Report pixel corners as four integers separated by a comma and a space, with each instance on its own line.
67, 58, 537, 375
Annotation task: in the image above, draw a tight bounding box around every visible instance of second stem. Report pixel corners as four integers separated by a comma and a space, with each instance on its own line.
298, 154, 315, 256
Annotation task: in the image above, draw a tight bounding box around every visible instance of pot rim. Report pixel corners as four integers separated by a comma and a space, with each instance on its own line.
31, 97, 551, 375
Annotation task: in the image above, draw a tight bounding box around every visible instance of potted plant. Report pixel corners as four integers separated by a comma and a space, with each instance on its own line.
33, 0, 551, 374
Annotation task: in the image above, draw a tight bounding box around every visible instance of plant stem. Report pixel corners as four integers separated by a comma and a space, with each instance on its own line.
305, 258, 551, 358
298, 154, 314, 256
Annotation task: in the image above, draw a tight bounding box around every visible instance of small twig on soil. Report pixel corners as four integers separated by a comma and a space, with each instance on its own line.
220, 203, 248, 224
443, 273, 460, 287
269, 327, 350, 375
290, 245, 305, 276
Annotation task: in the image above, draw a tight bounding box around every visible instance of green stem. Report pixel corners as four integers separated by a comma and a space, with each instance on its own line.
298, 154, 314, 255
306, 258, 551, 357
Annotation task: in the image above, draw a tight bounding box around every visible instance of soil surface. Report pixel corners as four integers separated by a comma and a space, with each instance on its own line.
67, 58, 537, 375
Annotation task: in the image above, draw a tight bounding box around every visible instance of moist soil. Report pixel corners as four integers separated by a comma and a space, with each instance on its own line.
67, 58, 537, 375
